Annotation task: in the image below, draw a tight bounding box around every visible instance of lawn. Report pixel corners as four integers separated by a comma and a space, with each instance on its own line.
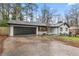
36, 35, 79, 41
58, 36, 79, 41
53, 36, 79, 47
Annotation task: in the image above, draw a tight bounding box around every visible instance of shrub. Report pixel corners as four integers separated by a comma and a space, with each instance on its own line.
0, 20, 8, 27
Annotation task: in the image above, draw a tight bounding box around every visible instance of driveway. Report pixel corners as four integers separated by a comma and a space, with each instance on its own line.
2, 36, 79, 56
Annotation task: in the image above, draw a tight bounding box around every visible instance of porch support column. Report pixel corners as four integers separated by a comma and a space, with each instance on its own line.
9, 25, 14, 36
36, 26, 38, 35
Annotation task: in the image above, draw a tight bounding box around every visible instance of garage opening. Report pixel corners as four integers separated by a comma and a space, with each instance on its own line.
14, 27, 36, 35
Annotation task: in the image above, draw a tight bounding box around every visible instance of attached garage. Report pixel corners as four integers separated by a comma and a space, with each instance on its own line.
9, 25, 38, 36
14, 27, 36, 35
8, 20, 47, 36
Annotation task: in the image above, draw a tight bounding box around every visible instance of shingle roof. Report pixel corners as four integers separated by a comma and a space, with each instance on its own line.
8, 20, 69, 27
8, 20, 47, 26
52, 23, 65, 27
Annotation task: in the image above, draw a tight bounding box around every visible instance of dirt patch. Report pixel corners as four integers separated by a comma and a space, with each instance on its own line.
54, 36, 79, 48
0, 36, 8, 55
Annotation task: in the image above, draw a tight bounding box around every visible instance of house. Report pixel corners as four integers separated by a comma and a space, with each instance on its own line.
8, 20, 69, 36
50, 22, 69, 35
69, 26, 79, 36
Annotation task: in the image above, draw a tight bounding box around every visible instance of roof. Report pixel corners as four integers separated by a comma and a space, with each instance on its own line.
52, 22, 70, 27
8, 20, 69, 27
8, 20, 47, 26
69, 26, 79, 29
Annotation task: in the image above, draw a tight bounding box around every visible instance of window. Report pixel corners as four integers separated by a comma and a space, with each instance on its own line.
38, 26, 47, 31
66, 28, 68, 31
60, 27, 62, 31
48, 28, 53, 32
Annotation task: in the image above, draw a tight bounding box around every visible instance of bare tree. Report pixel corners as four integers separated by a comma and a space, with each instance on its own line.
65, 4, 79, 36
41, 4, 59, 34
65, 4, 79, 26
23, 3, 38, 22
41, 4, 52, 24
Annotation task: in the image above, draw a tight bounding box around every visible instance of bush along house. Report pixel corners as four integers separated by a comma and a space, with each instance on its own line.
8, 20, 69, 36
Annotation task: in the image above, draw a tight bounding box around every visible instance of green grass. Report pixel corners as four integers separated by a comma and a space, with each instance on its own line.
59, 36, 79, 41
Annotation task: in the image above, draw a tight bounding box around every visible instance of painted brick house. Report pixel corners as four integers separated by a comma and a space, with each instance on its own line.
8, 20, 69, 36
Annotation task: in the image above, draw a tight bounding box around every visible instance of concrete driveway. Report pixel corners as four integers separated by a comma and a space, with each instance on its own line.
2, 36, 79, 56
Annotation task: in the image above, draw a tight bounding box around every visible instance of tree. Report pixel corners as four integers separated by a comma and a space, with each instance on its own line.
14, 3, 22, 20
0, 3, 3, 20
8, 3, 23, 20
65, 4, 79, 26
8, 3, 16, 20
0, 3, 10, 26
41, 4, 52, 24
1, 4, 8, 20
23, 3, 38, 22
41, 4, 59, 24
65, 4, 79, 36
65, 13, 69, 25
41, 4, 59, 33
0, 3, 23, 26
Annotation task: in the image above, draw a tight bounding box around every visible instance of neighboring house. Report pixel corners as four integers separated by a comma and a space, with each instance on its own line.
69, 26, 79, 36
8, 20, 69, 36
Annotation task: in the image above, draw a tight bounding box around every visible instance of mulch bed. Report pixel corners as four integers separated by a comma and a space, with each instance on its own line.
54, 36, 79, 48
0, 36, 8, 55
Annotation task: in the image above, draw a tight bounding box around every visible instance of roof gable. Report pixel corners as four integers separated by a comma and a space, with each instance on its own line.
53, 22, 69, 27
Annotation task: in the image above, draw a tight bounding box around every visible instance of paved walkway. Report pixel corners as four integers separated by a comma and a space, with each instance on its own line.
2, 36, 79, 56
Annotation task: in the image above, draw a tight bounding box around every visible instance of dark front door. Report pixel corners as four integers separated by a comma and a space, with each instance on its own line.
14, 27, 36, 35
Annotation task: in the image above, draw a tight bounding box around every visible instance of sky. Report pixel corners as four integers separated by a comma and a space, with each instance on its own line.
34, 3, 75, 23
37, 3, 73, 16
22, 3, 76, 23
22, 3, 76, 16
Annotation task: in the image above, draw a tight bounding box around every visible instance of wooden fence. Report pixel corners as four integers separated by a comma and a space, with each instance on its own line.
0, 27, 9, 36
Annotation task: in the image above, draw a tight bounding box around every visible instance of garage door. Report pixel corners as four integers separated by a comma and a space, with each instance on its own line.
14, 27, 36, 35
